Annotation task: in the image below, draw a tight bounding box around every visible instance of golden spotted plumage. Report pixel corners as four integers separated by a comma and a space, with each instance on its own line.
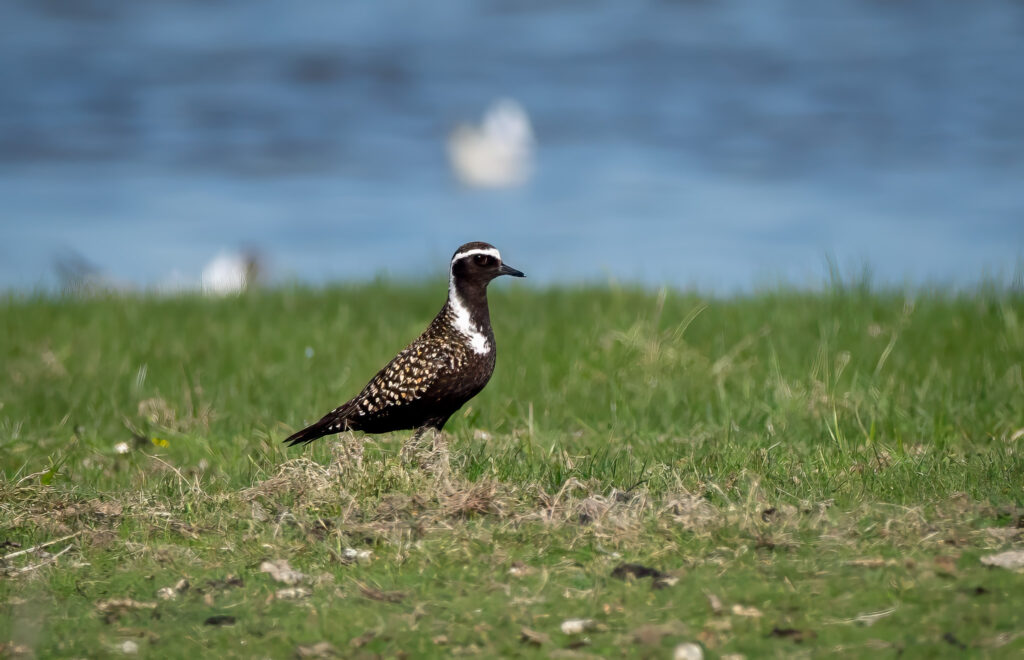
284, 242, 524, 447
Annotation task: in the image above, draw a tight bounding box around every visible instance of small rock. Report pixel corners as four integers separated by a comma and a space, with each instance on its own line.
560, 618, 595, 635
341, 548, 373, 563
981, 550, 1024, 570
118, 640, 139, 654
508, 562, 530, 578
260, 559, 305, 585
731, 604, 763, 618
674, 642, 704, 660
157, 577, 190, 600
275, 587, 312, 600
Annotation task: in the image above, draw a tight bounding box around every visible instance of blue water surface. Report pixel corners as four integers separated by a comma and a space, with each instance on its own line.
1, 0, 1022, 291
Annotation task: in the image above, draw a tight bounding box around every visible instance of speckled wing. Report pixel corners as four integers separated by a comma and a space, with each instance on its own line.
283, 338, 457, 445
345, 339, 455, 427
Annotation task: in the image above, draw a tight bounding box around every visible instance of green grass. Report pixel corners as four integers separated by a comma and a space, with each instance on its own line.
2, 282, 1023, 658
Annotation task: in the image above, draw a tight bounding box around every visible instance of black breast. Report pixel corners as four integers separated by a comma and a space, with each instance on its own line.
342, 313, 497, 434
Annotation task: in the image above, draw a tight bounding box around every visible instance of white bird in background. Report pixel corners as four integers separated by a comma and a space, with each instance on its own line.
201, 251, 261, 295
447, 98, 534, 189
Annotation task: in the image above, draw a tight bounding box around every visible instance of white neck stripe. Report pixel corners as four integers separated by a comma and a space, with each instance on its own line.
451, 247, 501, 264
447, 251, 494, 356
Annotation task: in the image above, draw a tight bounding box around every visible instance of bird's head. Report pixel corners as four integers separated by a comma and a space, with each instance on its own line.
449, 242, 525, 289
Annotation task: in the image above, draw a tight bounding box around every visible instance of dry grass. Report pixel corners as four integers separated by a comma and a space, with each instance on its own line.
2, 439, 1023, 657
2, 285, 1023, 656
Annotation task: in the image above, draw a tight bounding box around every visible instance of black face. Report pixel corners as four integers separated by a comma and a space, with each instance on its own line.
450, 243, 525, 287
473, 253, 498, 269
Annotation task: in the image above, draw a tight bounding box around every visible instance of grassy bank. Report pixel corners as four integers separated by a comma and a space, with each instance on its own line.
2, 283, 1023, 657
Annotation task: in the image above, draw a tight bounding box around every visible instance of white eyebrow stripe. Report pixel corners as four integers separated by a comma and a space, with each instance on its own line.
451, 247, 501, 264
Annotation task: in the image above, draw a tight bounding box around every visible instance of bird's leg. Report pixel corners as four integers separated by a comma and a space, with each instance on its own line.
430, 427, 448, 457
331, 431, 363, 473
431, 429, 451, 478
400, 426, 450, 477
399, 426, 432, 465
422, 427, 451, 478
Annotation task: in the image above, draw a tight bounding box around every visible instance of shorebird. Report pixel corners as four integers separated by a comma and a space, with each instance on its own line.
284, 241, 524, 448
201, 250, 262, 295
446, 99, 534, 188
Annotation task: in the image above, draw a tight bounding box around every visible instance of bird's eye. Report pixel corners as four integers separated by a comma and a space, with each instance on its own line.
474, 254, 493, 266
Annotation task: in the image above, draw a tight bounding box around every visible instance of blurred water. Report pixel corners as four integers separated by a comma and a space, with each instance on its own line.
1, 0, 1022, 291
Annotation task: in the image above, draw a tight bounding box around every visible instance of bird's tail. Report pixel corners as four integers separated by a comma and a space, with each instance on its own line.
283, 410, 350, 447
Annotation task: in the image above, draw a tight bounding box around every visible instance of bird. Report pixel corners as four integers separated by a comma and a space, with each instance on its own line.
201, 250, 263, 295
284, 241, 525, 448
446, 99, 534, 189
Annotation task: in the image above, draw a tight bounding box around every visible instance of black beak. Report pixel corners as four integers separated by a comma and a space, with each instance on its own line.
498, 263, 525, 278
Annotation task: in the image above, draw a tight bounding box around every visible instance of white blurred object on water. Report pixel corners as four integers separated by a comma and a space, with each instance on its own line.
201, 251, 260, 295
673, 643, 704, 660
447, 99, 534, 188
